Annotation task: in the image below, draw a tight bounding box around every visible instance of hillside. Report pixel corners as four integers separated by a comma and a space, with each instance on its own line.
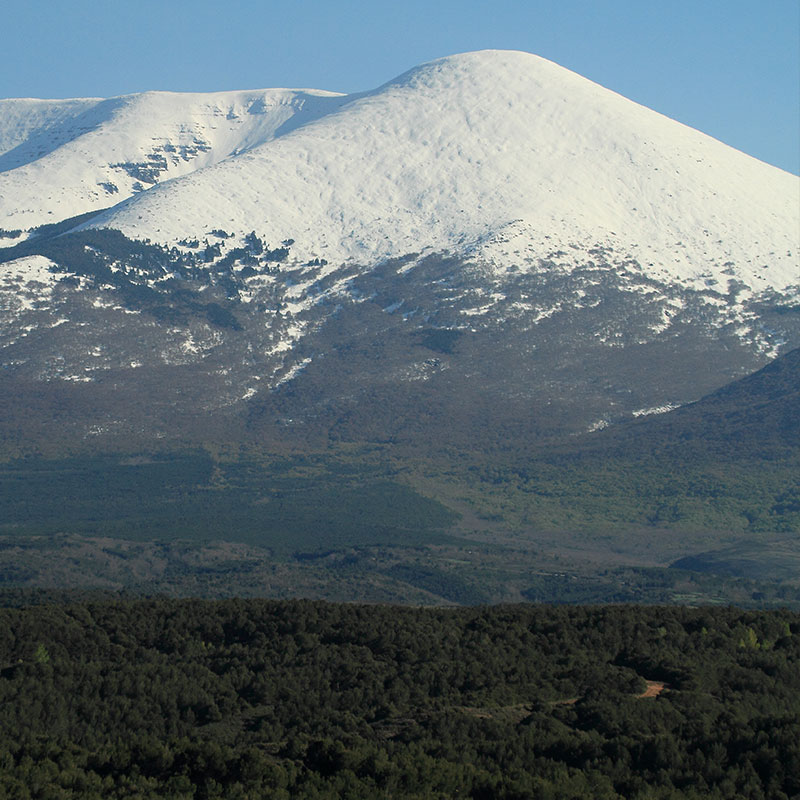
569, 345, 800, 460
0, 348, 797, 605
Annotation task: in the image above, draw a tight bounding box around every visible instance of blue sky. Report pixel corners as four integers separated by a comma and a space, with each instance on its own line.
3, 1, 798, 173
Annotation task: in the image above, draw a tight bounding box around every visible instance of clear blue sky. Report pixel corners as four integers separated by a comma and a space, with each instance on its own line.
3, 0, 798, 173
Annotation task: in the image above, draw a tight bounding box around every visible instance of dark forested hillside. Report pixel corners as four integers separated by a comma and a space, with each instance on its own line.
573, 346, 800, 460
0, 599, 797, 798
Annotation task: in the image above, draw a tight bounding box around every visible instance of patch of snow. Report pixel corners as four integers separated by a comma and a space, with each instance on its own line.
460, 304, 493, 316
274, 356, 312, 387
0, 255, 68, 310
529, 304, 562, 324
266, 321, 308, 356
632, 403, 680, 418
180, 335, 202, 355
401, 358, 448, 382
587, 419, 609, 432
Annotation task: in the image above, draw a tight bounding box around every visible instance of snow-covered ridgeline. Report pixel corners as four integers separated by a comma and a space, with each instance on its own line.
0, 87, 345, 233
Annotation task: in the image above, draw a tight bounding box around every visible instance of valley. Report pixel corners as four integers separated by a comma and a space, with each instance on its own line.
1, 345, 797, 606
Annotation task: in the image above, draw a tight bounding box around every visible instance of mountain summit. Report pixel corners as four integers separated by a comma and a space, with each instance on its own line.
3, 51, 797, 294
0, 51, 798, 452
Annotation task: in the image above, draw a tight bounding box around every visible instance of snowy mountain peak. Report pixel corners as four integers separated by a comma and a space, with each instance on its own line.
70, 49, 797, 296
1, 50, 798, 299
378, 49, 579, 92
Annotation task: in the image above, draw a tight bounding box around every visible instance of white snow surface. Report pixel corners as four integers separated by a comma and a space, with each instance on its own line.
0, 87, 345, 230
2, 50, 798, 295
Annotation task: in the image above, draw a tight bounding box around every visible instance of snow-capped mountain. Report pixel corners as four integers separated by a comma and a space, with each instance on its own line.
4, 51, 797, 292
0, 50, 798, 452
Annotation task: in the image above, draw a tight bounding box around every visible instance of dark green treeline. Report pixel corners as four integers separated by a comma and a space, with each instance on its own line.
0, 599, 797, 799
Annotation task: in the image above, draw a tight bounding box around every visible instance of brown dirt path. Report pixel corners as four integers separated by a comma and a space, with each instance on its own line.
638, 680, 667, 698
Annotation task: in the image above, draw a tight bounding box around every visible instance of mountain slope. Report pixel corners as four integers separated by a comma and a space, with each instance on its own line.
574, 346, 800, 460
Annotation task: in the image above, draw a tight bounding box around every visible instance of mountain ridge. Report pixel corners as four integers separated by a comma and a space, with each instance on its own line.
0, 86, 345, 232
0, 50, 797, 456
